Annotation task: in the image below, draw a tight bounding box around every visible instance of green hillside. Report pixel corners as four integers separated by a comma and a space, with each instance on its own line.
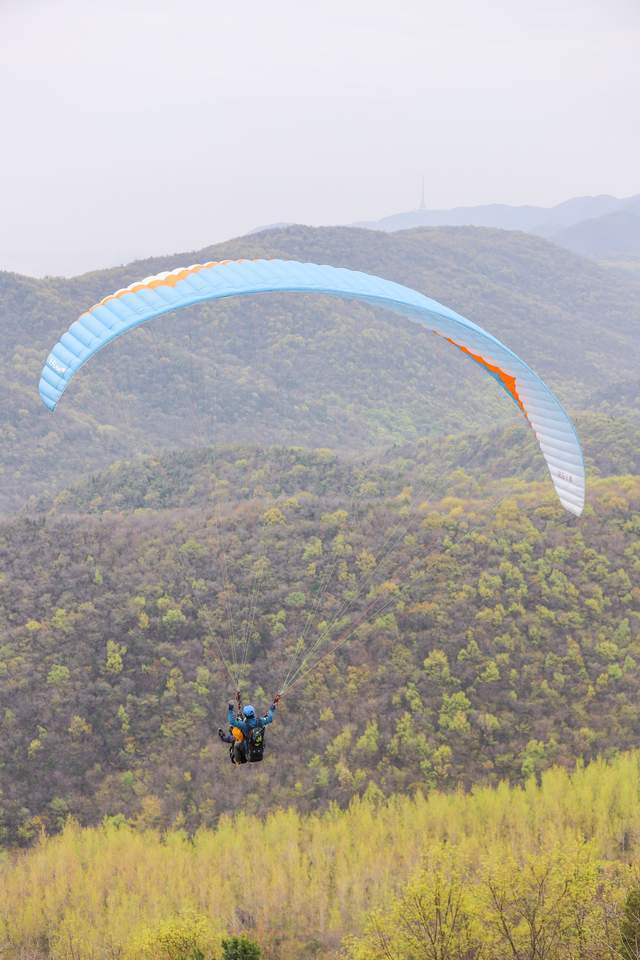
41, 413, 640, 517
2, 225, 639, 512
3, 223, 639, 852
1, 434, 638, 846
590, 377, 640, 423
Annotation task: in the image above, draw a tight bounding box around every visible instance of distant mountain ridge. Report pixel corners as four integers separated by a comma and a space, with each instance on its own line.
247, 194, 640, 264
353, 193, 640, 260
552, 208, 640, 259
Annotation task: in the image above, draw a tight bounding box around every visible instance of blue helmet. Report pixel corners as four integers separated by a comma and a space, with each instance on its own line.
243, 705, 256, 719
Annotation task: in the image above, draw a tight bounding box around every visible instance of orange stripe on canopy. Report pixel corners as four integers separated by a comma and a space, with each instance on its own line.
92, 260, 247, 310
444, 336, 526, 415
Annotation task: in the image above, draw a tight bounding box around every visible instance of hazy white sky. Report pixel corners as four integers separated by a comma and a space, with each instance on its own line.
2, 0, 639, 276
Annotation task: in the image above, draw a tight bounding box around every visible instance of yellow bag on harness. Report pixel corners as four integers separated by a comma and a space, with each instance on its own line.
231, 727, 244, 743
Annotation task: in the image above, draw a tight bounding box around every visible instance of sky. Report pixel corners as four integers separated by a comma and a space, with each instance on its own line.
1, 0, 639, 277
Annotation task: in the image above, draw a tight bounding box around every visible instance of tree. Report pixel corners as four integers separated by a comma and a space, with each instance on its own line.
222, 935, 261, 960
348, 851, 482, 960
480, 842, 602, 960
621, 887, 640, 960
126, 913, 220, 960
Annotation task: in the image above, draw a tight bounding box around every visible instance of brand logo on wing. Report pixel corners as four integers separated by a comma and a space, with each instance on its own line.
47, 356, 66, 375
557, 470, 574, 484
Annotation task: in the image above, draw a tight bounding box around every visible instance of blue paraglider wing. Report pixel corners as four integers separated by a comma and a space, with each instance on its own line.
39, 258, 585, 515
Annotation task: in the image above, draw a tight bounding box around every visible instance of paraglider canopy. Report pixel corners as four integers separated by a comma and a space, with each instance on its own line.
39, 258, 585, 515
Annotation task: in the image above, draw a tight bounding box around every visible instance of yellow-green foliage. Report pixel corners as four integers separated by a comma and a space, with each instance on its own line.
3, 753, 640, 959
347, 839, 625, 960
126, 912, 221, 960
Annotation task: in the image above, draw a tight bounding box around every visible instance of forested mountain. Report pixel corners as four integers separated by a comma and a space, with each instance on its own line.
2, 224, 639, 512
591, 378, 640, 423
1, 221, 639, 849
39, 413, 640, 517
1, 430, 638, 845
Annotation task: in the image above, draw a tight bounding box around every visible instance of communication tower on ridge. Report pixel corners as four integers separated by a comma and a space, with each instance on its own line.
419, 175, 426, 211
